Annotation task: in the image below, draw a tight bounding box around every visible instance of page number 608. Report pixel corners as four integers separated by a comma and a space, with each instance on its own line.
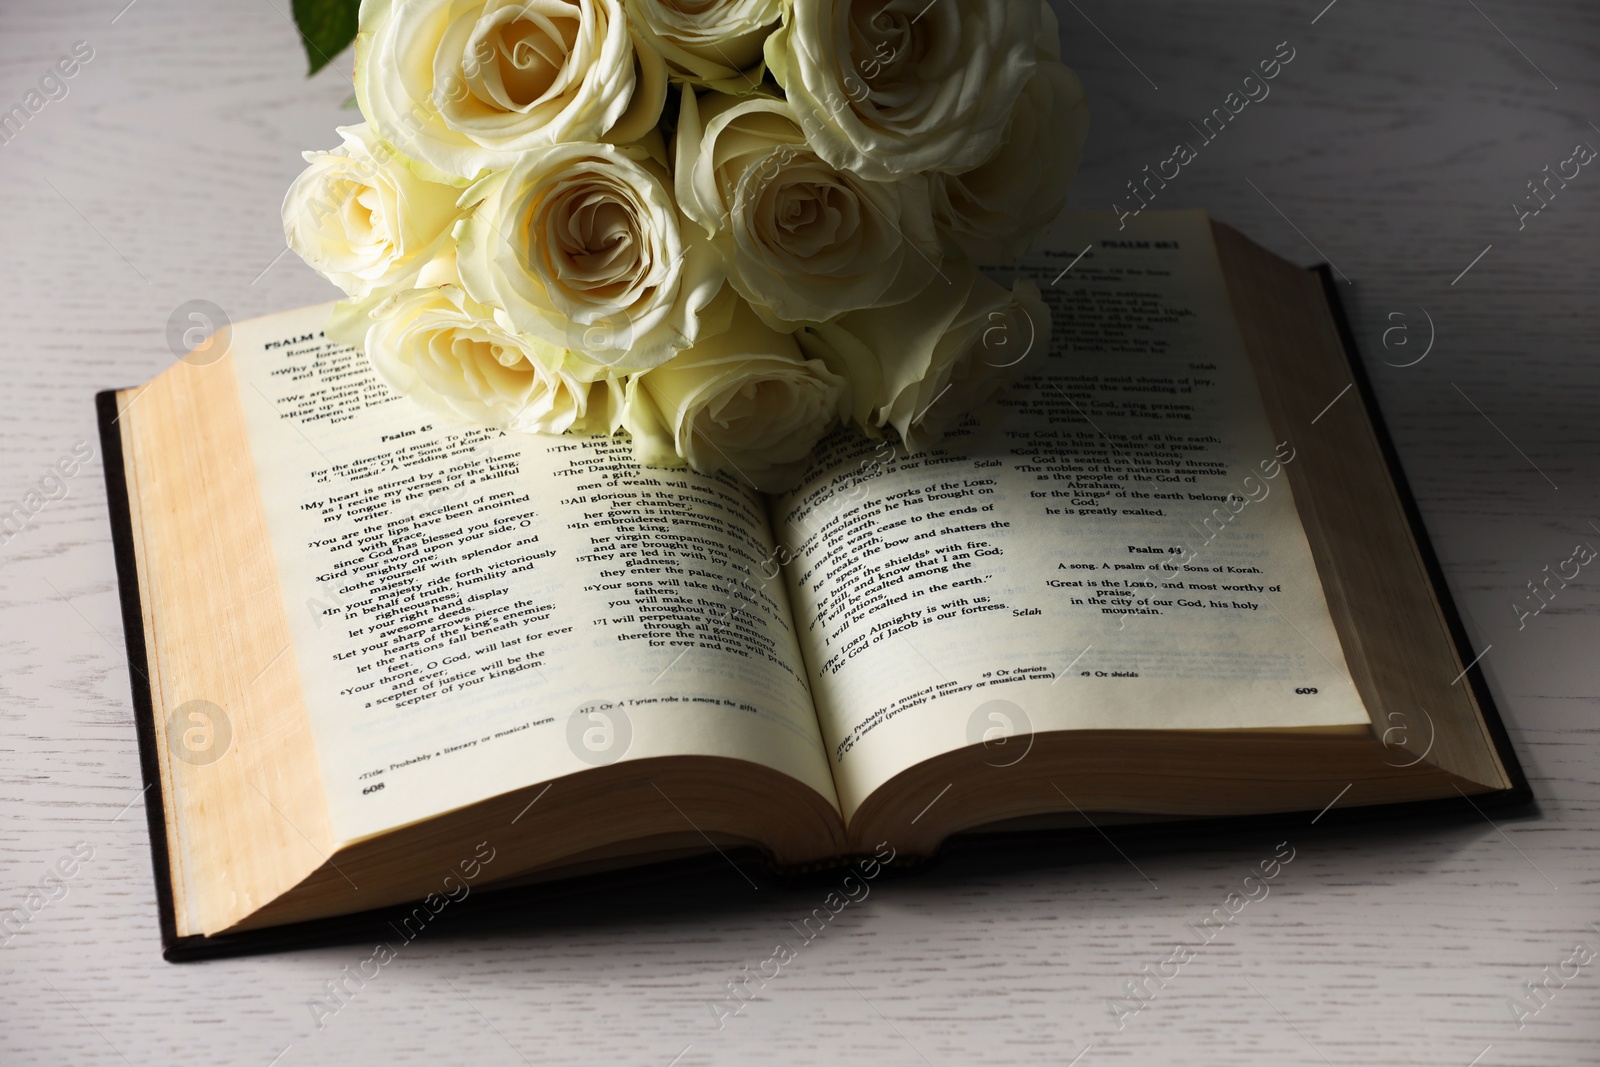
1294, 687, 1318, 695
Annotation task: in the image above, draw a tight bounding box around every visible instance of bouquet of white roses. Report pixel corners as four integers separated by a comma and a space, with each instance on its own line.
284, 0, 1087, 490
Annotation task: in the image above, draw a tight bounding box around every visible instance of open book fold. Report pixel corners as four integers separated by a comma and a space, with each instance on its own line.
98, 211, 1526, 958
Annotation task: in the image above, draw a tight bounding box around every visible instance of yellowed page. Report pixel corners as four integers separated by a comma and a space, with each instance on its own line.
775, 211, 1370, 820
115, 361, 334, 937
227, 305, 837, 842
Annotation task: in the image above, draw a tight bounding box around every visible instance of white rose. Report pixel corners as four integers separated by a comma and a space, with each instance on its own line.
624, 297, 846, 490
799, 259, 1049, 452
1037, 0, 1061, 60
675, 90, 941, 328
625, 0, 784, 89
765, 0, 1040, 180
455, 140, 730, 372
931, 61, 1088, 263
354, 0, 668, 180
331, 285, 621, 435
282, 123, 463, 298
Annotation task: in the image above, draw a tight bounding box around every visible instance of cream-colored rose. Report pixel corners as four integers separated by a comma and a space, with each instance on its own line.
676, 90, 941, 328
799, 259, 1049, 451
765, 0, 1039, 181
932, 61, 1088, 263
626, 0, 783, 89
1037, 0, 1061, 59
354, 0, 667, 180
282, 123, 462, 298
455, 140, 730, 372
624, 298, 846, 489
331, 285, 621, 435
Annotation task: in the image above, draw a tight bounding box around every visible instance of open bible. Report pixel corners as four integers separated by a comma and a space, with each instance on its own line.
99, 211, 1525, 959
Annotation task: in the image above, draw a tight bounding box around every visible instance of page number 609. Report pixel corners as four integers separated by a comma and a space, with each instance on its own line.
1294, 687, 1318, 695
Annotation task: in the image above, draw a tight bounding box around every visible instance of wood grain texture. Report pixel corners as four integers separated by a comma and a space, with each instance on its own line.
0, 1, 1595, 1064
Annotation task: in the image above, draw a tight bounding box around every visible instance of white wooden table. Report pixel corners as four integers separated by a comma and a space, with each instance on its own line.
3, 1, 1597, 1063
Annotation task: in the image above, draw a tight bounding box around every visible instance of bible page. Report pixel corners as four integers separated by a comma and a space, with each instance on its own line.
774, 211, 1370, 820
227, 305, 835, 841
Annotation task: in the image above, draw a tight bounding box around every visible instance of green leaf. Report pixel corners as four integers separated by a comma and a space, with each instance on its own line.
292, 0, 359, 77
